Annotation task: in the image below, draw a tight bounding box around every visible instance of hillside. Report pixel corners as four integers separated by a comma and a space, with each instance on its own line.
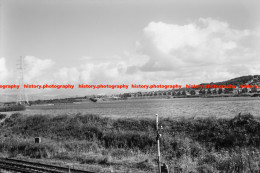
201, 75, 260, 86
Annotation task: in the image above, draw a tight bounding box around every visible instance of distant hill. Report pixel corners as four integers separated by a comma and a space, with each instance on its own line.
200, 75, 260, 86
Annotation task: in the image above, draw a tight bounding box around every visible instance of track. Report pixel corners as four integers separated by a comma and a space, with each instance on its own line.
0, 158, 95, 173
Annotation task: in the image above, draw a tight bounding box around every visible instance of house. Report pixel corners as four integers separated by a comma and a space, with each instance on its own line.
195, 90, 200, 95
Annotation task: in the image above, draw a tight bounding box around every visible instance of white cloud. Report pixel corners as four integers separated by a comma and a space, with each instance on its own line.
2, 18, 259, 97
54, 67, 80, 84
24, 56, 55, 83
137, 18, 259, 83
52, 19, 259, 87
54, 60, 144, 84
0, 57, 8, 82
144, 21, 203, 53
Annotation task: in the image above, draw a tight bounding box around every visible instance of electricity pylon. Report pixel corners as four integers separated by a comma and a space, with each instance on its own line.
16, 56, 29, 105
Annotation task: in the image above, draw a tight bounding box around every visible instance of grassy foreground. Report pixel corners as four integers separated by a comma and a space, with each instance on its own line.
0, 113, 260, 172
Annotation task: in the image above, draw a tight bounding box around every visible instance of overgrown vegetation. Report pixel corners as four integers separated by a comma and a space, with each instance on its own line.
0, 114, 6, 120
0, 104, 25, 112
0, 113, 260, 172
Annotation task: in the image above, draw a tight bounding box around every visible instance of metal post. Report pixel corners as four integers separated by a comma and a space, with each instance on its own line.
156, 114, 161, 173
68, 165, 70, 173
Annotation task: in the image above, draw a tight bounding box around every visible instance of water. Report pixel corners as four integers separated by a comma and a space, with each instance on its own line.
20, 97, 260, 118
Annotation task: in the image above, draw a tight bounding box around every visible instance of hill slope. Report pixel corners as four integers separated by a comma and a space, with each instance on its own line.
201, 75, 260, 86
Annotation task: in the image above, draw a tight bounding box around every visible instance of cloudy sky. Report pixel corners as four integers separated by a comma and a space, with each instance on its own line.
0, 0, 260, 99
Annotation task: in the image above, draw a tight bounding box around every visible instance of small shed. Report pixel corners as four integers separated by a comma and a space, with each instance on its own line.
35, 137, 41, 143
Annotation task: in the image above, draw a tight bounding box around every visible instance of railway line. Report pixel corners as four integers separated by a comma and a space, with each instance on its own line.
0, 158, 95, 173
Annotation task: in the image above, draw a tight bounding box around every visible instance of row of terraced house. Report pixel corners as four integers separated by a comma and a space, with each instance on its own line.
121, 84, 260, 98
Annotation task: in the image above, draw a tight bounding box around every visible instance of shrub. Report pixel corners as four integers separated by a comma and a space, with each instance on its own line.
0, 114, 6, 120
0, 105, 25, 112
0, 138, 56, 158
1, 113, 260, 172
135, 159, 154, 171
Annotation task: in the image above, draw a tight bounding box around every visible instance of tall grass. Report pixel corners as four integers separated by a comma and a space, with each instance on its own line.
0, 105, 25, 112
0, 114, 6, 120
0, 113, 260, 172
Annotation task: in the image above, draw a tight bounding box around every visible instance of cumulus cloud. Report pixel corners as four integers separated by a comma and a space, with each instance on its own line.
51, 18, 259, 87
54, 57, 146, 85
135, 18, 259, 83
54, 67, 80, 84
3, 18, 258, 96
24, 56, 55, 83
0, 57, 8, 82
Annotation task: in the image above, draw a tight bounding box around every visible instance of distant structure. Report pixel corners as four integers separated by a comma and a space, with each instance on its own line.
16, 56, 29, 105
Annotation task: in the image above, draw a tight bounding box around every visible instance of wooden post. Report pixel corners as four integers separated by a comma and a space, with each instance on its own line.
156, 114, 161, 173
68, 165, 70, 173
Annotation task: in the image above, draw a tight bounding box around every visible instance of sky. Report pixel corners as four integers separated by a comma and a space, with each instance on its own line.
0, 0, 260, 100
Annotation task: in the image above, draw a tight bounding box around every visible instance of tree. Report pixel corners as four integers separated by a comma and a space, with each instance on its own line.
242, 88, 248, 93
190, 90, 196, 95
224, 88, 229, 94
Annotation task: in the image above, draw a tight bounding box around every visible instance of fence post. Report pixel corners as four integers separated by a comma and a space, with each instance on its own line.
156, 114, 161, 173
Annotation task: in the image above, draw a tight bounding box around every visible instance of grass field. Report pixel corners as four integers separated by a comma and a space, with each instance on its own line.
0, 112, 260, 172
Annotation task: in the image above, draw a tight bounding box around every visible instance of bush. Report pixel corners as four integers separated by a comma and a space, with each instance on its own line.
0, 114, 6, 120
0, 105, 25, 112
135, 159, 154, 171
0, 138, 55, 158
1, 113, 260, 172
